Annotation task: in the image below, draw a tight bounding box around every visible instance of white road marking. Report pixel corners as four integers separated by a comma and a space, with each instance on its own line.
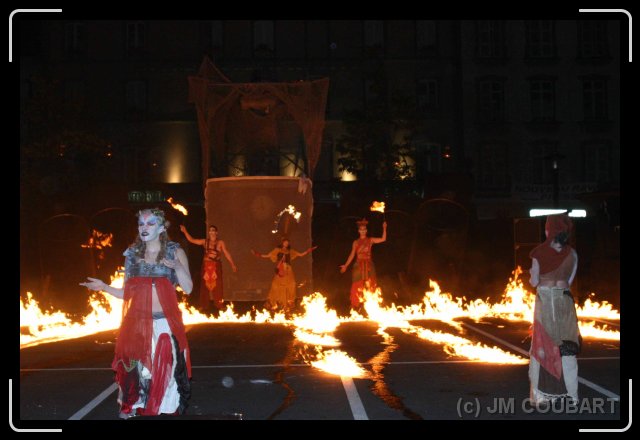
460, 321, 620, 401
341, 376, 368, 420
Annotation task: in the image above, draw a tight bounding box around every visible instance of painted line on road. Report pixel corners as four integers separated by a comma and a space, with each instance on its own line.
341, 376, 368, 420
460, 321, 620, 401
67, 383, 118, 420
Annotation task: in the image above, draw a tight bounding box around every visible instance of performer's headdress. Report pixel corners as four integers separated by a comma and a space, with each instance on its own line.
356, 218, 369, 227
137, 208, 169, 227
545, 213, 572, 239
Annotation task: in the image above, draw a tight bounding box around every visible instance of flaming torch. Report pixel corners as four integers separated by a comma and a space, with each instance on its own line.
370, 201, 386, 221
272, 205, 302, 234
166, 197, 188, 216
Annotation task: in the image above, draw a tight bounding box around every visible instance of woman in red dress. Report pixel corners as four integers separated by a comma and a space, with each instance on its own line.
180, 224, 237, 312
340, 218, 387, 310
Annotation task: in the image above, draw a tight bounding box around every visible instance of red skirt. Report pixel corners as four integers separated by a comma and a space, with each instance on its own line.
200, 259, 224, 309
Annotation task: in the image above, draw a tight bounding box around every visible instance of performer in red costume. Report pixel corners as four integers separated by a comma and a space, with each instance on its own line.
528, 213, 581, 404
180, 224, 237, 312
81, 208, 193, 418
339, 218, 387, 310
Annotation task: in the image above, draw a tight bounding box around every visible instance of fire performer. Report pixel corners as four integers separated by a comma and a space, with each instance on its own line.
252, 237, 316, 311
528, 213, 581, 404
339, 218, 387, 310
81, 208, 193, 419
180, 224, 237, 312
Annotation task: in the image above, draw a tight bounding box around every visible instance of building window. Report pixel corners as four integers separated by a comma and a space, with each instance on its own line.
416, 78, 439, 113
476, 21, 506, 58
253, 20, 274, 54
416, 20, 437, 55
207, 20, 223, 49
582, 78, 608, 121
125, 80, 147, 113
578, 20, 609, 58
364, 77, 385, 106
531, 141, 558, 184
64, 80, 86, 108
477, 79, 505, 122
415, 142, 442, 176
477, 143, 509, 191
530, 79, 556, 122
126, 21, 146, 57
525, 20, 556, 58
582, 142, 611, 183
64, 22, 86, 57
364, 20, 384, 57
364, 20, 384, 48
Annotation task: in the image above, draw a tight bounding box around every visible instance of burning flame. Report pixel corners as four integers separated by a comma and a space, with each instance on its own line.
272, 205, 302, 234
370, 201, 385, 213
166, 197, 188, 216
359, 288, 528, 364
20, 265, 619, 373
81, 230, 114, 267
577, 321, 620, 340
20, 269, 125, 348
80, 230, 114, 251
292, 293, 340, 334
294, 330, 341, 347
311, 349, 368, 378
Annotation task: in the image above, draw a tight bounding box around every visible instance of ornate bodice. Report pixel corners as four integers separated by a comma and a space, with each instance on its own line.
123, 241, 180, 285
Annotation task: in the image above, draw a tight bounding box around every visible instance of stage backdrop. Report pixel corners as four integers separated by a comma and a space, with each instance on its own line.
205, 176, 314, 301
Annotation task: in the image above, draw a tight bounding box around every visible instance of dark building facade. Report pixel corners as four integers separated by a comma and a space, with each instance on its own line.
19, 19, 620, 218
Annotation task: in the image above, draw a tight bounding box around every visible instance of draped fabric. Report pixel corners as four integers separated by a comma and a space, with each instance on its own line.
200, 259, 223, 310
113, 277, 191, 378
529, 286, 581, 401
529, 214, 573, 274
188, 57, 329, 181
349, 238, 377, 308
266, 248, 301, 306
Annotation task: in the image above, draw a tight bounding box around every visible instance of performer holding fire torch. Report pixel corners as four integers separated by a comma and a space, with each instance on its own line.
340, 217, 387, 310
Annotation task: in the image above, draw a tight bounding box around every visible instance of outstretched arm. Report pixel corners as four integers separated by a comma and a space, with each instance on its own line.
220, 240, 237, 272
371, 221, 387, 244
291, 246, 318, 260
252, 249, 270, 259
340, 242, 357, 273
80, 277, 124, 299
179, 225, 205, 246
303, 245, 318, 256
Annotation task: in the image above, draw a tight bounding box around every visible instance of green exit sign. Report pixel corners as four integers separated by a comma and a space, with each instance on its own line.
128, 190, 164, 203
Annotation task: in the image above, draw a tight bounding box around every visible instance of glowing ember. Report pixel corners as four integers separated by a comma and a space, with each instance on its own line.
369, 201, 385, 213
311, 349, 368, 378
166, 197, 188, 216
